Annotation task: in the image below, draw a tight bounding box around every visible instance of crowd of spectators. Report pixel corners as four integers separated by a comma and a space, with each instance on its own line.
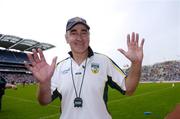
140, 60, 180, 82
124, 60, 180, 82
0, 72, 36, 85
0, 49, 34, 85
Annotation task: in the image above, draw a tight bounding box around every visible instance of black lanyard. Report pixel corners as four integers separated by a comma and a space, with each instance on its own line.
70, 58, 87, 98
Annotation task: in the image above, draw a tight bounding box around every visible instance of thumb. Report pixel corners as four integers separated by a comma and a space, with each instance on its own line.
24, 61, 33, 72
117, 48, 126, 56
51, 56, 57, 69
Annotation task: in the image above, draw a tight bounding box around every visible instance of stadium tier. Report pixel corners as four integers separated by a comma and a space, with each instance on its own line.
0, 34, 55, 52
0, 49, 30, 64
0, 33, 55, 73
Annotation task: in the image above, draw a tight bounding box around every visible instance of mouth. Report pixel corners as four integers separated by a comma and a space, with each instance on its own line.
75, 42, 84, 46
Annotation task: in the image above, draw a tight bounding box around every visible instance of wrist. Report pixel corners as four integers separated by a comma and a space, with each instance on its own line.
39, 81, 51, 89
131, 61, 142, 66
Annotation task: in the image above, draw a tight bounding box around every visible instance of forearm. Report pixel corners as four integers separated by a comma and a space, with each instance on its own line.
37, 81, 52, 105
5, 83, 16, 89
5, 83, 13, 88
125, 62, 142, 95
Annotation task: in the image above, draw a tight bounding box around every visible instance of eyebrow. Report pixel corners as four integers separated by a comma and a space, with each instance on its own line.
70, 29, 77, 33
81, 29, 88, 32
69, 29, 88, 33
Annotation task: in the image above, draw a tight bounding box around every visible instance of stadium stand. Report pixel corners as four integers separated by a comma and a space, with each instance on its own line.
0, 33, 55, 84
124, 60, 180, 82
141, 61, 180, 82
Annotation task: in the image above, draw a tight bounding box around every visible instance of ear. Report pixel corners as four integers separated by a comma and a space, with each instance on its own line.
65, 33, 69, 44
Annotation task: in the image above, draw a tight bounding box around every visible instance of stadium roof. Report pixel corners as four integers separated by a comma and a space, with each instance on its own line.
0, 33, 55, 52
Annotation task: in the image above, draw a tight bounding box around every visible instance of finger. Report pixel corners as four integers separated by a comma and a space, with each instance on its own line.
27, 53, 36, 66
127, 34, 130, 46
50, 57, 57, 75
24, 61, 38, 76
140, 38, 145, 48
24, 61, 33, 72
131, 32, 135, 42
135, 33, 139, 46
38, 48, 46, 62
32, 49, 40, 63
117, 49, 127, 57
51, 56, 57, 69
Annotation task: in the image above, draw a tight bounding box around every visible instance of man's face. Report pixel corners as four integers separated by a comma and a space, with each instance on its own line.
65, 24, 90, 54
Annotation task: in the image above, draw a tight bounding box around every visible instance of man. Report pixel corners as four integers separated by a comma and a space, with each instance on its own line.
25, 17, 145, 119
0, 75, 17, 111
165, 104, 180, 119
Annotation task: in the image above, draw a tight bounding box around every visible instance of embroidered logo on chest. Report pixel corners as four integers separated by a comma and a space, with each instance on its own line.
91, 63, 100, 74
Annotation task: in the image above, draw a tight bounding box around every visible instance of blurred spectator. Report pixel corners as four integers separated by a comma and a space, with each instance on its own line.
0, 75, 17, 111
0, 72, 36, 84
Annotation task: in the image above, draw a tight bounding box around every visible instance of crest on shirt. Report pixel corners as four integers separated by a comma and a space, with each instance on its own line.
91, 63, 99, 74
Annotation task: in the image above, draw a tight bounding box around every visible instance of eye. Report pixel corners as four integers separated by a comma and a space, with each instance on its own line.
81, 31, 88, 36
70, 31, 77, 36
81, 32, 87, 35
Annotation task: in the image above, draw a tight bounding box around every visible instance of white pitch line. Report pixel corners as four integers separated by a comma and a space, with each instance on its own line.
4, 95, 59, 108
108, 87, 172, 104
5, 95, 61, 119
39, 113, 59, 119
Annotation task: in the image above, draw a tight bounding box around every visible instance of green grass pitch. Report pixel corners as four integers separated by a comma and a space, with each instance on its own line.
0, 83, 180, 119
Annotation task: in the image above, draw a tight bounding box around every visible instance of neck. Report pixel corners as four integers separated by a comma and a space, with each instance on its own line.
72, 51, 88, 65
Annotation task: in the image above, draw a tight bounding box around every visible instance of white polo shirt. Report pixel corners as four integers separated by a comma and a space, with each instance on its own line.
51, 47, 127, 119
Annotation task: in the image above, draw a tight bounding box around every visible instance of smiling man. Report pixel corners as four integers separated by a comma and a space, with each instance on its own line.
25, 17, 145, 119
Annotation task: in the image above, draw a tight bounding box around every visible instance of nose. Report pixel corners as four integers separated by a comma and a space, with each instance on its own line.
76, 34, 83, 41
